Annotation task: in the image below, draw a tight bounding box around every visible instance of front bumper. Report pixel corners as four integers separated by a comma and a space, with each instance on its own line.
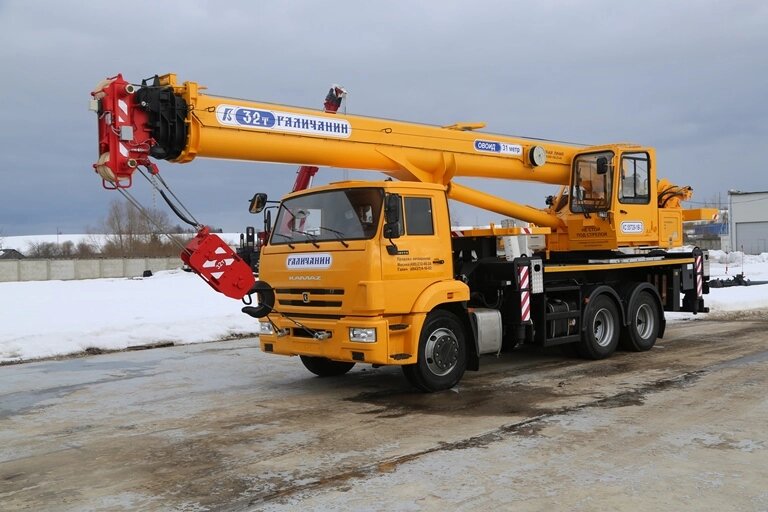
259, 314, 425, 366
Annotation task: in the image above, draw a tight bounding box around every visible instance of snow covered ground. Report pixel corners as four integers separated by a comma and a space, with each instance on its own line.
0, 270, 258, 363
1, 251, 766, 364
1, 233, 243, 253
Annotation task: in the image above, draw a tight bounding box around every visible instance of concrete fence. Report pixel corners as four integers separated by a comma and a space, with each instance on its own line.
0, 257, 181, 283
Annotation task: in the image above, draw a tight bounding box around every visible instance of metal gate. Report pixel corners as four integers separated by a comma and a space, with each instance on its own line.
735, 221, 768, 254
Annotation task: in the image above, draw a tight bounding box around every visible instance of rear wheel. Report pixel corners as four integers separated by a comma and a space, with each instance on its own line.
620, 291, 659, 352
300, 356, 355, 377
578, 294, 619, 359
403, 310, 467, 392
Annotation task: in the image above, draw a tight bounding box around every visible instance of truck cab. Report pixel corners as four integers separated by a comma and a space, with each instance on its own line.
258, 181, 468, 377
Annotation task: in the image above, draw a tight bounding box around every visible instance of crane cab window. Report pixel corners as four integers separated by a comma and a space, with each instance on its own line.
404, 197, 434, 235
571, 151, 614, 213
619, 152, 650, 204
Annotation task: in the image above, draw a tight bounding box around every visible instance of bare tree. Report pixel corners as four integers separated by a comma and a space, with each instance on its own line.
60, 240, 75, 258
24, 239, 98, 259
76, 241, 98, 258
26, 242, 60, 258
100, 199, 181, 257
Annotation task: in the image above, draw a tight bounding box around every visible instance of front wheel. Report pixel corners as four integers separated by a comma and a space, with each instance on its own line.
300, 356, 355, 377
402, 310, 467, 392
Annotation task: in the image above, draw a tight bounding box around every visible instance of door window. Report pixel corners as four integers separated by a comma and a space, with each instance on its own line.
619, 152, 650, 204
571, 151, 614, 213
404, 197, 434, 235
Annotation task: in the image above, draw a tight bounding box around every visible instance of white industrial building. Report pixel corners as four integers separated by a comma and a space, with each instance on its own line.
729, 190, 768, 254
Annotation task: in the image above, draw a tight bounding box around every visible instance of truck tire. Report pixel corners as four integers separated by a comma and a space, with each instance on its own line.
619, 291, 659, 352
403, 310, 467, 392
300, 356, 355, 377
578, 294, 619, 359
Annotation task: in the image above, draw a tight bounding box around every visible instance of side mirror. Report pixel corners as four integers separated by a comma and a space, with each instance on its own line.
248, 193, 268, 214
384, 194, 401, 223
596, 157, 609, 176
383, 193, 402, 239
383, 223, 402, 239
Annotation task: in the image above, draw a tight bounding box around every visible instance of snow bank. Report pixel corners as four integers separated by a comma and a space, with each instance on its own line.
708, 255, 768, 281
0, 270, 258, 363
1, 233, 243, 253
707, 250, 768, 265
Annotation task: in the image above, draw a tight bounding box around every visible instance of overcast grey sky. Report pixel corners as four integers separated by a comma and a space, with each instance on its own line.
0, 0, 766, 235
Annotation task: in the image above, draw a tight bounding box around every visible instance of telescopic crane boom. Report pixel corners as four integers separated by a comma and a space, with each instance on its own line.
92, 73, 581, 230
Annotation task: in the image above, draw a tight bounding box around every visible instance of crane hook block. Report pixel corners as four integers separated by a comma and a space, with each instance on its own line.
91, 73, 187, 189
181, 227, 256, 300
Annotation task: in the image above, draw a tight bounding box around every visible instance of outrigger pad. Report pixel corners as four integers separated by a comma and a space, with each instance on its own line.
181, 226, 256, 300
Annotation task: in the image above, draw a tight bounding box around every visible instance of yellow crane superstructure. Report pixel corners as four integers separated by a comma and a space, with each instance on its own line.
91, 73, 714, 391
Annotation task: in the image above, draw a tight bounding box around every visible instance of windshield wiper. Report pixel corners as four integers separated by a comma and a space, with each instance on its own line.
318, 226, 349, 247
271, 233, 296, 249
291, 229, 321, 248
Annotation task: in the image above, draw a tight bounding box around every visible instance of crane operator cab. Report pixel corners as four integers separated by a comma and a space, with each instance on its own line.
550, 147, 662, 251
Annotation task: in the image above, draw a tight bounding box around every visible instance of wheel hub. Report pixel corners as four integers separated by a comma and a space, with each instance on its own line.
425, 328, 459, 376
593, 308, 615, 347
635, 303, 654, 339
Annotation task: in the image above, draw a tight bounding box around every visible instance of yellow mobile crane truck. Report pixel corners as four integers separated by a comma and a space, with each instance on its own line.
91, 73, 714, 392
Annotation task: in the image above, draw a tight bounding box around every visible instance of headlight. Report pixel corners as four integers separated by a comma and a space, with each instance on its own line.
349, 327, 376, 343
259, 321, 274, 335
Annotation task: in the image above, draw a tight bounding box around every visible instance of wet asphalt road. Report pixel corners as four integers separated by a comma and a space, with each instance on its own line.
1, 312, 767, 511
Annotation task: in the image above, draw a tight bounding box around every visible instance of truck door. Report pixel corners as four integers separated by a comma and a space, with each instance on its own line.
614, 151, 656, 245
568, 151, 616, 250
380, 193, 453, 312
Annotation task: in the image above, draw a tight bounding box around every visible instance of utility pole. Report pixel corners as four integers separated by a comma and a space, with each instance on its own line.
728, 190, 738, 253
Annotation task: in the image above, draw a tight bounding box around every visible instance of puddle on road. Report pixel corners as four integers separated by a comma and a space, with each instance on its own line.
344, 355, 713, 421
345, 383, 568, 419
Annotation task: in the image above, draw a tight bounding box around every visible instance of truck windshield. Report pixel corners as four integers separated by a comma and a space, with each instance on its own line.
570, 151, 614, 214
271, 187, 384, 245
